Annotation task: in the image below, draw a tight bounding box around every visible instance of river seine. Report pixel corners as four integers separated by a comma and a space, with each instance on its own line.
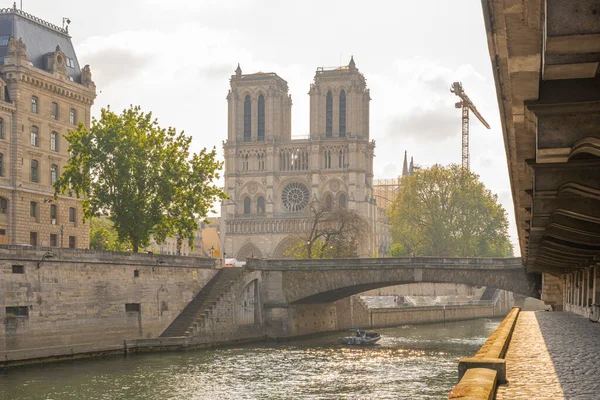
1, 318, 499, 400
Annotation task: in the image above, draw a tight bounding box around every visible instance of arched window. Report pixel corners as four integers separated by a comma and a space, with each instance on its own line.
0, 197, 7, 214
243, 197, 251, 214
258, 94, 265, 141
339, 193, 347, 208
325, 91, 333, 137
50, 164, 58, 184
325, 194, 333, 211
339, 89, 346, 137
243, 95, 251, 141
257, 196, 265, 214
30, 159, 39, 182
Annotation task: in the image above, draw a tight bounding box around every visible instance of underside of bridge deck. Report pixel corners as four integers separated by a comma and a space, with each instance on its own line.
482, 0, 600, 275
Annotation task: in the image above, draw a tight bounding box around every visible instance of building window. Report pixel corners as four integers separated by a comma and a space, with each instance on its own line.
0, 229, 5, 235
0, 118, 4, 139
51, 102, 59, 120
125, 303, 141, 312
0, 197, 7, 213
69, 207, 76, 223
243, 95, 251, 141
257, 196, 265, 214
325, 194, 333, 211
12, 265, 24, 274
31, 96, 38, 114
50, 204, 57, 223
326, 91, 333, 137
339, 193, 347, 208
30, 231, 37, 246
0, 153, 3, 177
68, 235, 76, 248
50, 164, 58, 184
31, 126, 39, 147
257, 153, 265, 171
51, 132, 59, 152
242, 154, 249, 171
50, 233, 57, 247
66, 58, 75, 68
70, 108, 76, 125
243, 197, 251, 215
30, 201, 37, 218
5, 306, 28, 317
134, 270, 140, 278
324, 150, 332, 169
30, 159, 39, 182
258, 94, 265, 141
339, 90, 346, 137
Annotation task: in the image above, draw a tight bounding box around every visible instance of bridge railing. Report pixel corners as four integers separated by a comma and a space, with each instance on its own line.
245, 257, 524, 270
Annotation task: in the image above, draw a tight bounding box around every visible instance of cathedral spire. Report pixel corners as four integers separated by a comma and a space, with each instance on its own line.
402, 151, 408, 177
235, 63, 242, 77
349, 55, 356, 71
409, 156, 414, 176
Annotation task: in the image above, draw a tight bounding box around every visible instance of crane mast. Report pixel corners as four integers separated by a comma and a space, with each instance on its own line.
450, 82, 490, 170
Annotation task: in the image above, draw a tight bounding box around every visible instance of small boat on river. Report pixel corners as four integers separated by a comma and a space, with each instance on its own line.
341, 328, 381, 345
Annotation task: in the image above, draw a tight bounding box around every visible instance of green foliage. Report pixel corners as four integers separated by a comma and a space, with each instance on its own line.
284, 201, 370, 259
89, 217, 130, 252
55, 106, 227, 252
388, 164, 513, 257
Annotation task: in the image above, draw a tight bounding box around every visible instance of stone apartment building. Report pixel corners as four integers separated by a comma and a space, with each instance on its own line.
0, 6, 95, 248
220, 57, 379, 260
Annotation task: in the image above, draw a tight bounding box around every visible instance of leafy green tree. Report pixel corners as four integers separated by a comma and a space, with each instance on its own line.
55, 106, 227, 252
89, 217, 130, 252
388, 164, 513, 257
284, 201, 370, 259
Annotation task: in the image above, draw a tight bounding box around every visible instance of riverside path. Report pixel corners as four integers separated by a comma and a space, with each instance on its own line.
496, 311, 600, 399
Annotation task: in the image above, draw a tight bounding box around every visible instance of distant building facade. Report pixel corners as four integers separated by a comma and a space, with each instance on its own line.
0, 6, 95, 248
221, 58, 378, 260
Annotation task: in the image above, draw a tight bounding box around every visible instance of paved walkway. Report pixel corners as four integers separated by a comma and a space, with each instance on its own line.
496, 311, 600, 399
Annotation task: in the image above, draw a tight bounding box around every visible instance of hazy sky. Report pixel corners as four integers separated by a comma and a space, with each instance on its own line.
20, 0, 518, 253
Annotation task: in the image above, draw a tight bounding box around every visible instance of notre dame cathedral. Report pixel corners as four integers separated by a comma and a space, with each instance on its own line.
220, 57, 382, 260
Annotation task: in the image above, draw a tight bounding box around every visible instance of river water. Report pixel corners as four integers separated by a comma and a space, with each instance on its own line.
1, 318, 499, 400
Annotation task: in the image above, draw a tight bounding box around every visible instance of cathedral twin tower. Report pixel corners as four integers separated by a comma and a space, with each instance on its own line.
221, 57, 378, 260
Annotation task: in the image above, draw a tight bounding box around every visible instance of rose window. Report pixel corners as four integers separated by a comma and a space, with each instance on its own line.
281, 182, 309, 212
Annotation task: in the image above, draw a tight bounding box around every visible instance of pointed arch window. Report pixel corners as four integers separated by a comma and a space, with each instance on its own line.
325, 194, 333, 211
258, 94, 265, 141
339, 90, 346, 137
325, 91, 333, 137
257, 196, 265, 214
339, 193, 347, 208
243, 95, 251, 141
243, 197, 251, 215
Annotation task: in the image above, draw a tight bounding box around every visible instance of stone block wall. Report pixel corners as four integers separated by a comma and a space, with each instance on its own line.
0, 247, 217, 363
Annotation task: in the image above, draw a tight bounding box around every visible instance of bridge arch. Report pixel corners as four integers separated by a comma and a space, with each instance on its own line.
249, 257, 539, 304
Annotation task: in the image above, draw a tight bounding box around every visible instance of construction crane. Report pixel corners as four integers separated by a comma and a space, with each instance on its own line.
450, 82, 490, 170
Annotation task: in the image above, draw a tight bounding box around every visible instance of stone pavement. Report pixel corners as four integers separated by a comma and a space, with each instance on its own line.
496, 311, 600, 399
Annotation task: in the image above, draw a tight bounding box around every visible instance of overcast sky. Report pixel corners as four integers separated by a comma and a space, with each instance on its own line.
20, 0, 519, 254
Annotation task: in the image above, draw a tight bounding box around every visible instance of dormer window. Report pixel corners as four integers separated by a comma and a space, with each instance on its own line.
66, 58, 75, 68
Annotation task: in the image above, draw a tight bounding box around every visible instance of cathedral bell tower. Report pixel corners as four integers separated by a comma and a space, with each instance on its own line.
226, 65, 292, 143
308, 56, 371, 140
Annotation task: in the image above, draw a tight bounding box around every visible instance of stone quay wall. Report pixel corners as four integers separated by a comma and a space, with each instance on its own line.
0, 246, 217, 365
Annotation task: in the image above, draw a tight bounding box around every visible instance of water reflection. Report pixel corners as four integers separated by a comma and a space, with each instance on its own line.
0, 318, 499, 400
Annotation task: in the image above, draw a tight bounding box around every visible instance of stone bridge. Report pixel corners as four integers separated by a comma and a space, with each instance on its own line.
244, 257, 540, 337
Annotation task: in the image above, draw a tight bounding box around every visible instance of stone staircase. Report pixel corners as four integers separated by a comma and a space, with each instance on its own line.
160, 268, 245, 338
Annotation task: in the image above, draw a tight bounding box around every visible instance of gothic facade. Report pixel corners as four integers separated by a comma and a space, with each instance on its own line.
221, 58, 379, 260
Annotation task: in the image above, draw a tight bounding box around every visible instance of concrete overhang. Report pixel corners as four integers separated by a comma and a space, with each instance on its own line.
482, 0, 600, 273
